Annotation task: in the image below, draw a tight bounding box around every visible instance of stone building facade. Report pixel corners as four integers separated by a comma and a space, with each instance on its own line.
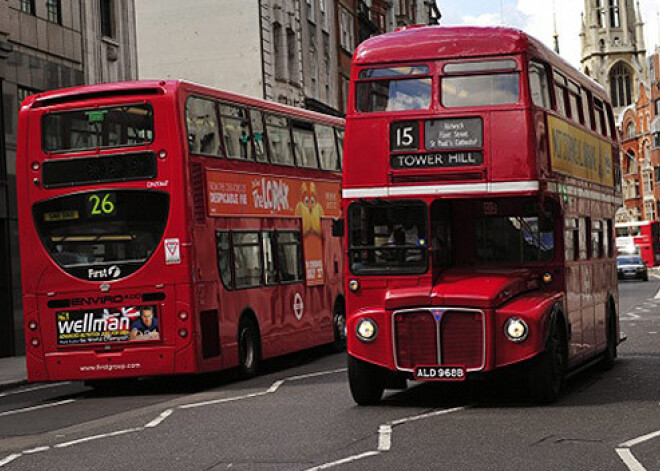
137, 0, 440, 116
580, 0, 647, 116
0, 0, 137, 356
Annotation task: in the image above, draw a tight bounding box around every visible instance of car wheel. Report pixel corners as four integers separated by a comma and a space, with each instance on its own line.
348, 355, 385, 405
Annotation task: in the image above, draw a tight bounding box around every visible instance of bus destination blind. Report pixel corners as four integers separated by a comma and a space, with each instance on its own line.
42, 152, 157, 188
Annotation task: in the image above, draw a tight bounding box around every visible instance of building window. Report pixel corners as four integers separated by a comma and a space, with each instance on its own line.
286, 28, 299, 83
17, 86, 39, 108
46, 0, 61, 24
597, 0, 607, 27
100, 0, 114, 38
20, 0, 35, 15
609, 0, 620, 27
626, 121, 636, 139
610, 62, 632, 108
339, 7, 355, 52
273, 22, 285, 80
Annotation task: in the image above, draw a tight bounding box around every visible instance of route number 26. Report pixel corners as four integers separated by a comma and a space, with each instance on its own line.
390, 121, 419, 152
88, 193, 116, 216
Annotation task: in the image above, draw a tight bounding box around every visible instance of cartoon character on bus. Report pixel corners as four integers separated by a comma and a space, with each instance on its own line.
295, 182, 325, 284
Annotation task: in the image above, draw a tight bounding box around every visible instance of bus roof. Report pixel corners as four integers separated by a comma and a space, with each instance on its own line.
353, 25, 607, 99
21, 79, 345, 126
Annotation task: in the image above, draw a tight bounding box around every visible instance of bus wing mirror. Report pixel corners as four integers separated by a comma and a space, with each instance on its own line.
332, 218, 344, 237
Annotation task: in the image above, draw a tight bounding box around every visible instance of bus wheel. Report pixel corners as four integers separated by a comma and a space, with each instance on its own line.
527, 319, 567, 404
600, 306, 617, 371
348, 355, 385, 405
238, 317, 260, 378
332, 305, 347, 352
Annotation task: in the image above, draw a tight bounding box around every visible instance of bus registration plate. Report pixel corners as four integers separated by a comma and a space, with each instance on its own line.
414, 366, 465, 381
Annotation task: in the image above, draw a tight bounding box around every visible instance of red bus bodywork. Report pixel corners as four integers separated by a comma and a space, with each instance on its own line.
18, 80, 345, 382
615, 221, 660, 267
343, 26, 621, 403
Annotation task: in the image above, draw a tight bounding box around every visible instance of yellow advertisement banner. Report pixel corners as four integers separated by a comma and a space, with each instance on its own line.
548, 115, 614, 187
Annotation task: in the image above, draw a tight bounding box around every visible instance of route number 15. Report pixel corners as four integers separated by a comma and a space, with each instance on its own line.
390, 121, 419, 152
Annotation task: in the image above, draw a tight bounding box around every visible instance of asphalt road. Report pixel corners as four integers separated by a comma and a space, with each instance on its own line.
1, 279, 660, 470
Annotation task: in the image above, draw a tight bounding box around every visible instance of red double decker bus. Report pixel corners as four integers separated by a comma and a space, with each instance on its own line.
342, 26, 621, 404
17, 80, 346, 383
615, 220, 660, 267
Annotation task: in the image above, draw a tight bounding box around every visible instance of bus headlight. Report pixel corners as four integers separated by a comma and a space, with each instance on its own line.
356, 318, 378, 342
504, 317, 529, 342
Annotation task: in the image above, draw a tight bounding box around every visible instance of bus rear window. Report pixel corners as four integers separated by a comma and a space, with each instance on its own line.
442, 73, 519, 108
356, 78, 431, 112
42, 104, 154, 153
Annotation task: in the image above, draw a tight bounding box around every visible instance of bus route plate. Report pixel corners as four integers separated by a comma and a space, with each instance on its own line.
414, 365, 466, 381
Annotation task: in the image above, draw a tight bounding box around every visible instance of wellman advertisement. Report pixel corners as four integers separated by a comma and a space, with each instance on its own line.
206, 171, 341, 286
548, 115, 614, 187
56, 305, 160, 345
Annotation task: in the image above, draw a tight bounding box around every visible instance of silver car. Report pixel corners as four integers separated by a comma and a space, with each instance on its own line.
617, 255, 649, 281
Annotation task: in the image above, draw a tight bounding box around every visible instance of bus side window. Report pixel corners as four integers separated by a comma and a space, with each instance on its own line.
277, 231, 303, 283
565, 218, 578, 261
582, 89, 594, 130
232, 232, 263, 289
292, 121, 319, 169
250, 109, 268, 163
215, 231, 233, 289
553, 72, 568, 117
580, 218, 589, 260
604, 219, 612, 258
593, 98, 606, 136
219, 103, 250, 160
528, 60, 551, 108
591, 220, 603, 258
335, 128, 345, 170
568, 81, 584, 125
262, 231, 278, 285
315, 125, 340, 171
265, 115, 294, 166
186, 97, 222, 157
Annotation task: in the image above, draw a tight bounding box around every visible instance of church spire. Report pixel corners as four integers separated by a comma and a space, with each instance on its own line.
553, 0, 560, 53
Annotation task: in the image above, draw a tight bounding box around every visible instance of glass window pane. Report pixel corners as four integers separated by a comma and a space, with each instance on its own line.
476, 216, 553, 262
277, 232, 302, 282
315, 125, 339, 171
358, 66, 429, 79
250, 110, 267, 162
292, 126, 318, 168
442, 74, 519, 107
445, 59, 517, 74
528, 61, 551, 108
216, 231, 232, 289
266, 120, 294, 166
356, 78, 431, 112
186, 97, 221, 156
262, 232, 277, 285
335, 129, 344, 169
233, 232, 259, 245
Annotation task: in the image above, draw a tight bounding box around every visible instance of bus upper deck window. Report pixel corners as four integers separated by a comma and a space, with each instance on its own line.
356, 65, 431, 113
442, 73, 519, 108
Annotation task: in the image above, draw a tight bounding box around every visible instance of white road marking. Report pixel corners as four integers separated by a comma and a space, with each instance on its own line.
304, 451, 381, 470
307, 405, 468, 470
620, 429, 660, 448
0, 399, 75, 418
654, 285, 660, 299
0, 382, 72, 398
649, 332, 657, 334
0, 455, 20, 467
377, 425, 392, 451
54, 428, 141, 448
22, 447, 49, 455
626, 313, 640, 319
145, 409, 173, 428
616, 448, 647, 471
0, 367, 349, 468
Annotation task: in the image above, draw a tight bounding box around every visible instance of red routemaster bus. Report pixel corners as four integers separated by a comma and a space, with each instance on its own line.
17, 80, 346, 383
615, 220, 660, 267
342, 26, 621, 404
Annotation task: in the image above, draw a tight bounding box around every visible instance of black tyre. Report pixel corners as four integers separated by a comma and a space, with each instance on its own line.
238, 317, 261, 378
331, 304, 347, 352
600, 306, 617, 371
348, 355, 385, 405
642, 273, 649, 282
527, 318, 567, 404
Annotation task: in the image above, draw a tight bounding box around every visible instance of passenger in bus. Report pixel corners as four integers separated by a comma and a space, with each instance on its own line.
129, 306, 159, 341
387, 221, 422, 262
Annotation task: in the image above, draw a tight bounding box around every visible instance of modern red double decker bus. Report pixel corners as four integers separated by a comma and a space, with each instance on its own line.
615, 220, 660, 267
342, 26, 621, 404
17, 80, 346, 383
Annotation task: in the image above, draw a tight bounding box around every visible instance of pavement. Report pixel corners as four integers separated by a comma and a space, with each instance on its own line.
0, 356, 27, 390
